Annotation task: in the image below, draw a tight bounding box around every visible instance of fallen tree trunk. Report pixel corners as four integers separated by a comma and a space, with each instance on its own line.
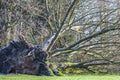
0, 38, 51, 76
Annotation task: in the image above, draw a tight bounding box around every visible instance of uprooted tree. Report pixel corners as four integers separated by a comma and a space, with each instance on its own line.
0, 0, 120, 75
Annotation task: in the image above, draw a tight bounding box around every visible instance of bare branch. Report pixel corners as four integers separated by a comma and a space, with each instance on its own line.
50, 27, 120, 55
46, 0, 79, 52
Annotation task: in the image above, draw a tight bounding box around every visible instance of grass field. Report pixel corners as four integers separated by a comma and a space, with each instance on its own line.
0, 74, 120, 80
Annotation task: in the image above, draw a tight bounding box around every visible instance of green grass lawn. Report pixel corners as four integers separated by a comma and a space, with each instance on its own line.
0, 74, 120, 80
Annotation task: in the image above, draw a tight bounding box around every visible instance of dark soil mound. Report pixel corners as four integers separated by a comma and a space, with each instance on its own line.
0, 38, 51, 76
